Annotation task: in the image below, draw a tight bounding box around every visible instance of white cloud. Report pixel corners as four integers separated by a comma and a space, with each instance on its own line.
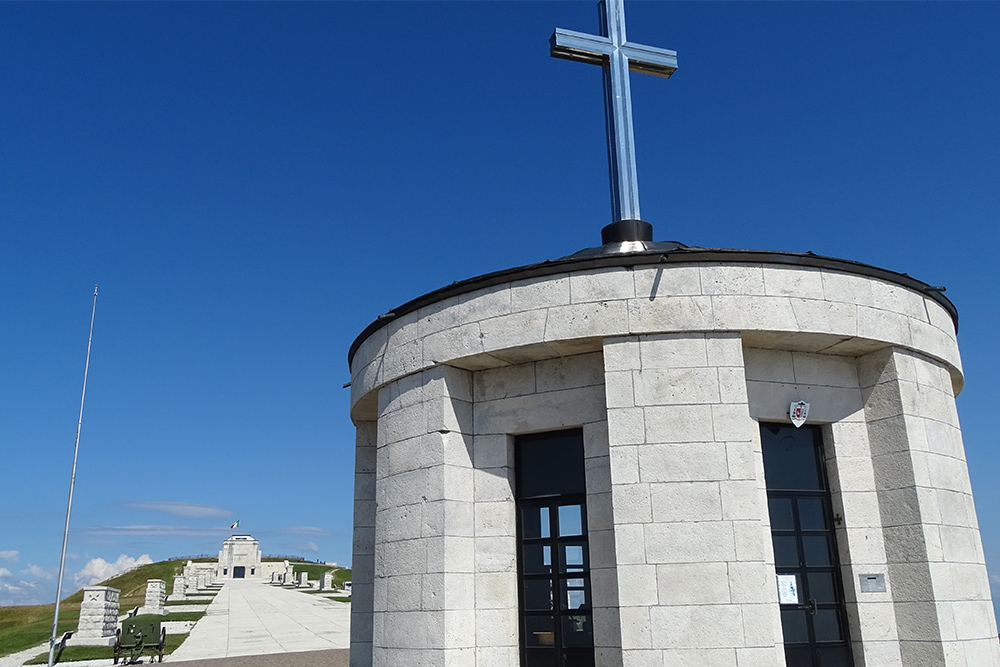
22, 564, 53, 580
127, 502, 233, 518
81, 525, 228, 537
277, 526, 331, 537
0, 550, 19, 562
0, 578, 42, 606
290, 541, 320, 554
990, 573, 1000, 584
73, 554, 153, 589
0, 567, 11, 578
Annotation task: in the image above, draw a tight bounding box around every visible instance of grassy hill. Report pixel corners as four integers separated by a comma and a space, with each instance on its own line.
0, 559, 185, 658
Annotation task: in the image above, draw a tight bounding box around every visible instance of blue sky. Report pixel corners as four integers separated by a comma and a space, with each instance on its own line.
1, 1, 998, 612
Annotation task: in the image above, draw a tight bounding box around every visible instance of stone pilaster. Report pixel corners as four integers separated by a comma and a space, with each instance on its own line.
861, 347, 1000, 666
371, 365, 475, 667
604, 333, 783, 667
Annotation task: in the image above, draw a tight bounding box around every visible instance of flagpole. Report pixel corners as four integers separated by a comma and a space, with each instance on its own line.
48, 285, 98, 667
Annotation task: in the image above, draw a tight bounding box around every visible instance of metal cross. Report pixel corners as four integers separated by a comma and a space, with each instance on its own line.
551, 0, 677, 223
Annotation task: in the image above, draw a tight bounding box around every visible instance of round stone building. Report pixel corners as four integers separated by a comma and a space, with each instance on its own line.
347, 232, 999, 667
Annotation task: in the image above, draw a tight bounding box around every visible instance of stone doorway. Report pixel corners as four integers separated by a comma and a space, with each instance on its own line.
233, 566, 246, 579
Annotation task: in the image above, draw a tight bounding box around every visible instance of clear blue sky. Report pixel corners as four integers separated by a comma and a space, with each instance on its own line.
1, 1, 998, 612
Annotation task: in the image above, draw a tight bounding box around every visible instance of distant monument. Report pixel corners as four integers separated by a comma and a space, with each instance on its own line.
347, 1, 999, 666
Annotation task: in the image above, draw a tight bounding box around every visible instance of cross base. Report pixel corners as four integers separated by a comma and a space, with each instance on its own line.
602, 219, 653, 244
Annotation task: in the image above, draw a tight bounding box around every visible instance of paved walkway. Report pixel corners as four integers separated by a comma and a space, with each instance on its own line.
169, 581, 351, 662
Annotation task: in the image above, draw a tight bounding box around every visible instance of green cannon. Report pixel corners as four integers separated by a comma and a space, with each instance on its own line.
113, 615, 166, 664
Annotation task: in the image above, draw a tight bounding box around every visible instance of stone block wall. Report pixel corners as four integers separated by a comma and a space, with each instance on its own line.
745, 347, 905, 666
604, 334, 783, 666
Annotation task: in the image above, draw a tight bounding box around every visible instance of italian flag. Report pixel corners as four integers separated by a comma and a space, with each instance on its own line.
230, 520, 240, 529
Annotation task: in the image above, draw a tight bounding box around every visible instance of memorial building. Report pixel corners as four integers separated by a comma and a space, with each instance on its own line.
347, 2, 999, 666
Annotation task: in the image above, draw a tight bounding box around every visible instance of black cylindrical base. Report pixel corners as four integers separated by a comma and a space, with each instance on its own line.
601, 219, 653, 244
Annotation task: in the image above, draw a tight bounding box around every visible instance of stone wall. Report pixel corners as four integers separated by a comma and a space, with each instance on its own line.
348, 260, 996, 667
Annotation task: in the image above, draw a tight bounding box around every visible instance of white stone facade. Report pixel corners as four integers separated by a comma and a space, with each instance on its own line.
348, 257, 999, 667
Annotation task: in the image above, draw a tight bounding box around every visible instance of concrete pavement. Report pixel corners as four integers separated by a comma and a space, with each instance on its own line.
168, 580, 350, 662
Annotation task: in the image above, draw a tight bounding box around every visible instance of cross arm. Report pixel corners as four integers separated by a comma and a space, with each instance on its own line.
550, 28, 615, 65
621, 43, 677, 79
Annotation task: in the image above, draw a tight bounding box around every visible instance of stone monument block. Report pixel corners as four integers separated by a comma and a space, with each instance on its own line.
170, 575, 186, 601
138, 579, 167, 615
320, 573, 334, 590
71, 586, 119, 646
198, 572, 207, 590
299, 572, 309, 587
284, 563, 294, 586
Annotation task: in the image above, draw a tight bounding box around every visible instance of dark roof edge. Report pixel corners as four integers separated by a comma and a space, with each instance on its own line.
348, 247, 958, 369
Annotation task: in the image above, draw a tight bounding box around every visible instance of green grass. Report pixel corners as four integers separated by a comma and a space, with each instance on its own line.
328, 597, 352, 603
0, 604, 79, 658
288, 565, 352, 586
160, 611, 205, 622
25, 631, 187, 665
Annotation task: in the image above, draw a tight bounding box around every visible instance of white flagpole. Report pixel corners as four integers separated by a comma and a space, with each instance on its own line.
48, 285, 98, 667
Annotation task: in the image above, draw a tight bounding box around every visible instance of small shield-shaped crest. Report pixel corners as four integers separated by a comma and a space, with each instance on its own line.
790, 401, 810, 428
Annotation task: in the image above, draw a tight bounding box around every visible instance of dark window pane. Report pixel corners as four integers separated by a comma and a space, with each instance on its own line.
761, 425, 823, 491
562, 615, 594, 647
817, 645, 853, 667
784, 645, 812, 666
798, 498, 827, 530
523, 578, 552, 611
558, 505, 583, 537
563, 648, 596, 667
521, 507, 551, 539
523, 544, 552, 574
517, 430, 586, 498
807, 572, 837, 604
780, 608, 810, 644
773, 536, 800, 567
525, 649, 557, 667
768, 497, 794, 530
813, 609, 843, 642
524, 615, 555, 647
803, 536, 832, 567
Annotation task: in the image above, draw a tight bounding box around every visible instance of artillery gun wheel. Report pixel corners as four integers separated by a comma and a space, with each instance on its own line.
112, 628, 122, 665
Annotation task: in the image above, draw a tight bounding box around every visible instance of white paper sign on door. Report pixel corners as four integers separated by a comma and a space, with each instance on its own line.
777, 574, 799, 604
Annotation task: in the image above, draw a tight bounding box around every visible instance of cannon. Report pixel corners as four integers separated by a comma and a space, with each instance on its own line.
113, 615, 166, 664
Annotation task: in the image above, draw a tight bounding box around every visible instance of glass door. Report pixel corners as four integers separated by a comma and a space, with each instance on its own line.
761, 423, 854, 667
516, 430, 594, 667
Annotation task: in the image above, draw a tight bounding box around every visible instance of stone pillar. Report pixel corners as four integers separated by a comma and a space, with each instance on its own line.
861, 347, 1000, 666
271, 572, 277, 584
198, 572, 208, 590
139, 579, 167, 615
603, 333, 783, 666
350, 421, 377, 667
171, 576, 186, 601
285, 562, 295, 586
368, 366, 475, 667
75, 586, 119, 644
299, 572, 309, 587
321, 573, 335, 590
